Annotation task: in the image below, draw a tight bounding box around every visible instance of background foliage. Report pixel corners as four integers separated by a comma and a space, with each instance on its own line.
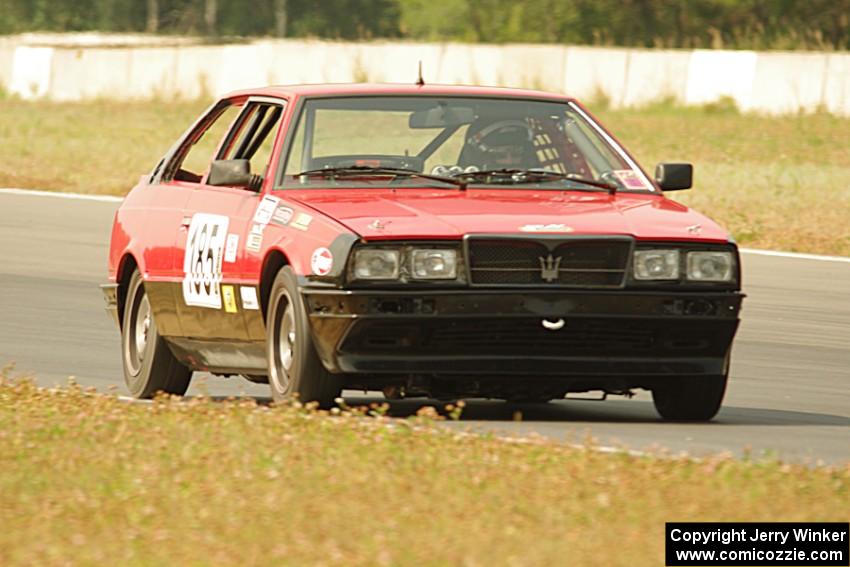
1, 0, 848, 50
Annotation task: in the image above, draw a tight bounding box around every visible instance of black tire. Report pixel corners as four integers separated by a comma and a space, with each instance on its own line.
266, 266, 342, 407
121, 269, 192, 398
651, 373, 728, 421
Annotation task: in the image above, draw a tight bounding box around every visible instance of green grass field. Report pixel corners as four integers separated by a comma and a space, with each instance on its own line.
1, 376, 847, 566
1, 99, 848, 255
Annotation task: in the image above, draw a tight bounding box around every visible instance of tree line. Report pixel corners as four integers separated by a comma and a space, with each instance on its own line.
2, 0, 848, 51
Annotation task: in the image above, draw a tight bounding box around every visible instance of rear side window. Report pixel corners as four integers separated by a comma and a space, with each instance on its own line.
219, 102, 285, 181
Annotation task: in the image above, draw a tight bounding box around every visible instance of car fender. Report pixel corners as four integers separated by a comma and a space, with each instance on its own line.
257, 201, 360, 284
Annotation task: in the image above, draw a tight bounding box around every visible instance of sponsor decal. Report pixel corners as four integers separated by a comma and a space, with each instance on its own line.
182, 213, 230, 309
222, 285, 238, 313
245, 223, 264, 252
611, 169, 650, 190
240, 286, 260, 310
311, 247, 333, 276
224, 233, 239, 263
253, 195, 280, 225
291, 212, 313, 231
245, 196, 278, 253
519, 223, 574, 233
271, 206, 294, 226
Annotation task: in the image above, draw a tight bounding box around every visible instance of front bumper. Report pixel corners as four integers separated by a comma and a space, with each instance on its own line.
302, 288, 743, 384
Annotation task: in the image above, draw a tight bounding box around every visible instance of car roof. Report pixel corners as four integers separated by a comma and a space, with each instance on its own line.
224, 83, 575, 102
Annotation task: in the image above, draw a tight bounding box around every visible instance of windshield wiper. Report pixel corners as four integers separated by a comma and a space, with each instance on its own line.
453, 169, 617, 195
294, 166, 468, 190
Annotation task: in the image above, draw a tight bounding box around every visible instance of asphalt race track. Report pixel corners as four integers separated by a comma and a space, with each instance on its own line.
1, 190, 848, 464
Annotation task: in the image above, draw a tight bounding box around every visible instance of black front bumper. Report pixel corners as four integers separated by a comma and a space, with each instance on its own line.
302, 288, 743, 384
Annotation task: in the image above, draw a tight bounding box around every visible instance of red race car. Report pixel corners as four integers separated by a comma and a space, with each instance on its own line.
102, 83, 743, 420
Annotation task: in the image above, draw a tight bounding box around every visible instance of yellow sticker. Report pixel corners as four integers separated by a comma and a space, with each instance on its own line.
222, 285, 238, 313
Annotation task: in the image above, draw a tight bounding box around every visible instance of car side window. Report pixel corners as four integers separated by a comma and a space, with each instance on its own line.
219, 102, 285, 181
164, 102, 243, 183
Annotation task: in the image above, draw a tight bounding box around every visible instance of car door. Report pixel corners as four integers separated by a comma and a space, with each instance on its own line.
143, 98, 245, 338
176, 97, 288, 349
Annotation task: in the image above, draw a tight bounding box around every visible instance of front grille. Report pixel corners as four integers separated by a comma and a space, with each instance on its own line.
426, 318, 653, 355
341, 317, 655, 357
466, 237, 631, 287
339, 316, 734, 359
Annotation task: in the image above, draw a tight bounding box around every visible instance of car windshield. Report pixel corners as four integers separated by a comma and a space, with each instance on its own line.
278, 96, 654, 192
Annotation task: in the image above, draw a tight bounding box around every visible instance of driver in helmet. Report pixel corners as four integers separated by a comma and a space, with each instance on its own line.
463, 119, 539, 170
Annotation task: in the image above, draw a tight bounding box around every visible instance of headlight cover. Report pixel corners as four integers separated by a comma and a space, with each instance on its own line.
687, 251, 734, 282
352, 249, 400, 280
634, 249, 680, 280
411, 249, 457, 280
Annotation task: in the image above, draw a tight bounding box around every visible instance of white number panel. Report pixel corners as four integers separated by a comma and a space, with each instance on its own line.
182, 213, 230, 309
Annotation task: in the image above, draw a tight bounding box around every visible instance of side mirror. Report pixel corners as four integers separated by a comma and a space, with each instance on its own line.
655, 162, 693, 191
208, 159, 262, 191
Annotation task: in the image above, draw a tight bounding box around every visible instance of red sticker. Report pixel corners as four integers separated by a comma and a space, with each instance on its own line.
311, 247, 333, 276
611, 169, 650, 190
354, 159, 381, 168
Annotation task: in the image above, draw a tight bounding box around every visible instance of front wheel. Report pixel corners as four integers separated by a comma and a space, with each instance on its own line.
651, 373, 728, 421
266, 266, 342, 407
121, 269, 191, 398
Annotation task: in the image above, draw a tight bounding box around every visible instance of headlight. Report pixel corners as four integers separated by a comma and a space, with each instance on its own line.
411, 249, 457, 279
687, 251, 734, 282
634, 249, 680, 280
353, 249, 400, 280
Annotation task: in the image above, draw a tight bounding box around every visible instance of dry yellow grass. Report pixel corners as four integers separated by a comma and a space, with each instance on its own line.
1, 376, 848, 566
1, 99, 848, 255
599, 106, 850, 256
0, 99, 206, 195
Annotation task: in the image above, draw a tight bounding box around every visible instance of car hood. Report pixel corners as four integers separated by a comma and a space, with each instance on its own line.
287, 188, 730, 242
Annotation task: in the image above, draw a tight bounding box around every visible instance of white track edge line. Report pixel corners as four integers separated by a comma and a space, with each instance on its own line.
0, 187, 123, 202
739, 248, 850, 263
2, 188, 849, 263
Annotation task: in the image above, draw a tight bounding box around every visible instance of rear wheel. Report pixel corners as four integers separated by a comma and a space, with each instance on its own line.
121, 269, 191, 398
651, 373, 728, 421
266, 266, 342, 407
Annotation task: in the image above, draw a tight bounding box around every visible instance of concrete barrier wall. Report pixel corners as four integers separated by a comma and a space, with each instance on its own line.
9, 46, 54, 98
622, 49, 691, 107
824, 53, 850, 116
684, 50, 759, 109
1, 35, 848, 115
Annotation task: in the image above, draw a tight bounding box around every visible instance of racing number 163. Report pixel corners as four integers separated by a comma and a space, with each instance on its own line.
182, 213, 230, 309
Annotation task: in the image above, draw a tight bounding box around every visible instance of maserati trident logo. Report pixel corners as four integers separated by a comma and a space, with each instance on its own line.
538, 254, 562, 282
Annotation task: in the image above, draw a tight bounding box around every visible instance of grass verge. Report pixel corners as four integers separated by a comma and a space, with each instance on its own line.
0, 99, 206, 195
597, 105, 850, 256
0, 99, 849, 255
1, 376, 847, 566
